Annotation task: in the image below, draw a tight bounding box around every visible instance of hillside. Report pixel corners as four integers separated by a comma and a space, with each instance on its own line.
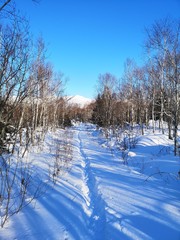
65, 95, 93, 108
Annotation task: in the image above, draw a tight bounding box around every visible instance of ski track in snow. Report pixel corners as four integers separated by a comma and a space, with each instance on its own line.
78, 128, 107, 239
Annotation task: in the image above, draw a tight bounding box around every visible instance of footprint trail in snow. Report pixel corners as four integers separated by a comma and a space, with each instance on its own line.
78, 128, 107, 239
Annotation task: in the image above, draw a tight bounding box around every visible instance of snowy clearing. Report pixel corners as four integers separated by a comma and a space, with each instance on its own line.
0, 123, 180, 240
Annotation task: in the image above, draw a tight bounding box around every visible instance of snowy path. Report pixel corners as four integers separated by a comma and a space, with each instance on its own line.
0, 123, 180, 240
78, 128, 107, 239
68, 124, 180, 240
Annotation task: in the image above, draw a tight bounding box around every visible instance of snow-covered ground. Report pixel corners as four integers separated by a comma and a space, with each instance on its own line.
65, 95, 93, 108
0, 123, 180, 240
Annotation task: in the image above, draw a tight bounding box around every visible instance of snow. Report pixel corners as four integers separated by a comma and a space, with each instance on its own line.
65, 95, 93, 108
0, 123, 180, 240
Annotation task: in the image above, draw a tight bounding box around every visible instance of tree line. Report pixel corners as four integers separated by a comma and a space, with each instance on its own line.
0, 1, 69, 154
0, 1, 74, 227
84, 18, 180, 156
0, 2, 179, 156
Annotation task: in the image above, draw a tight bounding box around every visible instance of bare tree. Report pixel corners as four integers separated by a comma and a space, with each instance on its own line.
0, 0, 40, 12
0, 14, 31, 152
145, 17, 180, 155
93, 73, 117, 128
0, 0, 11, 11
121, 59, 137, 128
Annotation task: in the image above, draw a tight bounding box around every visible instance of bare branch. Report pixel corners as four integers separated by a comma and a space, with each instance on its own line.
0, 0, 11, 12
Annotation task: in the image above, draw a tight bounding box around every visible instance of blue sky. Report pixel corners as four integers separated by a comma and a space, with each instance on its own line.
16, 0, 180, 99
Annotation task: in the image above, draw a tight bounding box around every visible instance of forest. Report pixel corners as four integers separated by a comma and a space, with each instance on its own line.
0, 0, 179, 232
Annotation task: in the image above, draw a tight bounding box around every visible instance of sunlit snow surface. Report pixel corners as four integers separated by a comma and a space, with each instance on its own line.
0, 123, 180, 240
65, 95, 93, 108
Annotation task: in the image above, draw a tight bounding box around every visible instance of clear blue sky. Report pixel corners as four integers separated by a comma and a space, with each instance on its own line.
16, 0, 180, 99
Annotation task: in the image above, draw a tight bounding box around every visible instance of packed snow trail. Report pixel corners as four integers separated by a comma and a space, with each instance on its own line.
70, 123, 180, 240
0, 123, 180, 240
77, 128, 107, 239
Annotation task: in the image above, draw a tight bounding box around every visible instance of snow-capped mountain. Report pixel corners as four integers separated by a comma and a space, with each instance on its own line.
65, 95, 93, 108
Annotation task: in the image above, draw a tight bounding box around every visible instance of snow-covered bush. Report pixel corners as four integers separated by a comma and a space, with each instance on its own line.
0, 152, 44, 228
50, 129, 73, 183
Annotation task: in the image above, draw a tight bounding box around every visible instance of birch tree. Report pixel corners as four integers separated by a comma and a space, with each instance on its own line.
145, 17, 180, 155
93, 73, 117, 128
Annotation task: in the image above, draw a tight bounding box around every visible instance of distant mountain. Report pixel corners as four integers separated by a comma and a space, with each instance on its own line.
65, 95, 93, 108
